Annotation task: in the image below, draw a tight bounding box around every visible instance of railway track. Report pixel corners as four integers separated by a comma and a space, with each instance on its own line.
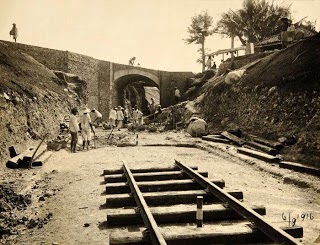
103, 160, 303, 244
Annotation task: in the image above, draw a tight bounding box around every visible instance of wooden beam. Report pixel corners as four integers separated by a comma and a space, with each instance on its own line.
237, 148, 281, 163
245, 141, 278, 156
105, 190, 243, 208
280, 161, 320, 176
221, 131, 245, 146
109, 225, 303, 245
103, 165, 198, 175
104, 171, 208, 183
106, 204, 266, 226
202, 135, 231, 144
105, 179, 225, 194
249, 134, 284, 151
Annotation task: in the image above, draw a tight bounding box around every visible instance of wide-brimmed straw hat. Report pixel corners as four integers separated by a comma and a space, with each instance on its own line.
81, 106, 90, 114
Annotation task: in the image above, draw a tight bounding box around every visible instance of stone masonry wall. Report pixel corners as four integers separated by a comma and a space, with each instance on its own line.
67, 52, 99, 109
97, 60, 111, 119
159, 71, 194, 107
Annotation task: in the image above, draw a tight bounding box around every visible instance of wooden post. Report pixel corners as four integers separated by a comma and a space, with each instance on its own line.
196, 196, 203, 227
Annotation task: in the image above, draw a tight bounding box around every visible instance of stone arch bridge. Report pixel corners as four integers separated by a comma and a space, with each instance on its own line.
5, 41, 193, 118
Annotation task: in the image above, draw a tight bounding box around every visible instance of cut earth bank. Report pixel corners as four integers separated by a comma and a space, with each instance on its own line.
1, 128, 319, 245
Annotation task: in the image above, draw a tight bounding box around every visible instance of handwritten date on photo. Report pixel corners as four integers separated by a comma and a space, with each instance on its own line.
282, 212, 314, 227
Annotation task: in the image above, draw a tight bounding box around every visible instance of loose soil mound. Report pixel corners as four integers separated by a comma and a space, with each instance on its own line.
200, 33, 320, 166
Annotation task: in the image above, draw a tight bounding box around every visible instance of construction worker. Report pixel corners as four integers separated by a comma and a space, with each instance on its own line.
133, 105, 143, 127
116, 106, 124, 131
174, 87, 181, 104
9, 23, 18, 43
109, 107, 117, 130
129, 57, 136, 66
91, 108, 102, 126
79, 107, 95, 150
280, 16, 290, 49
69, 108, 79, 153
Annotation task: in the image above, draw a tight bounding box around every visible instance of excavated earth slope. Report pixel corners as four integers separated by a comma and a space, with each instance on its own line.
200, 33, 320, 167
0, 41, 81, 168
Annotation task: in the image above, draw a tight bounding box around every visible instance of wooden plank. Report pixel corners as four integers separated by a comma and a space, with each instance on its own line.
202, 136, 231, 144
106, 204, 266, 226
105, 179, 225, 194
104, 171, 208, 183
105, 190, 243, 208
6, 147, 35, 169
103, 165, 198, 175
221, 131, 245, 146
245, 141, 278, 156
249, 134, 284, 151
280, 161, 320, 176
237, 148, 281, 163
109, 224, 303, 245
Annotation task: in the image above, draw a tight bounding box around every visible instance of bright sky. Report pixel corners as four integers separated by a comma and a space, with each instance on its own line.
0, 0, 319, 72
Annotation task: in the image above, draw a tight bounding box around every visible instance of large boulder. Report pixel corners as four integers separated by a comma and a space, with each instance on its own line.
187, 117, 208, 137
225, 69, 245, 84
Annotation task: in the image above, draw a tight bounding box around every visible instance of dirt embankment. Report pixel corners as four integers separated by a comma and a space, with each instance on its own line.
197, 33, 320, 167
0, 41, 84, 168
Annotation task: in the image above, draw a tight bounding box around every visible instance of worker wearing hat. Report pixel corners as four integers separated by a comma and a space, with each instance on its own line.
79, 106, 95, 150
116, 106, 124, 131
91, 108, 102, 126
280, 15, 290, 49
108, 107, 117, 130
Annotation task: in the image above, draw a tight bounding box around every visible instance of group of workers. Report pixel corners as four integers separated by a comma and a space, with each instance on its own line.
108, 105, 129, 130
69, 107, 101, 153
68, 103, 151, 153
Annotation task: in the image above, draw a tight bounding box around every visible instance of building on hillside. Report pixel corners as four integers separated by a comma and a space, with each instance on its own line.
254, 25, 317, 53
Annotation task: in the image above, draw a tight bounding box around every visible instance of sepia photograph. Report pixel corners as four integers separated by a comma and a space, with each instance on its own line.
0, 0, 319, 244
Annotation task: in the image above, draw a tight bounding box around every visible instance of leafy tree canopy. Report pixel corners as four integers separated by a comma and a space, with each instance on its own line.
185, 10, 214, 45
215, 0, 291, 45
185, 10, 214, 71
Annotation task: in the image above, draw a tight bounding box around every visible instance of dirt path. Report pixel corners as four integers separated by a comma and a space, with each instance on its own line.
3, 129, 320, 245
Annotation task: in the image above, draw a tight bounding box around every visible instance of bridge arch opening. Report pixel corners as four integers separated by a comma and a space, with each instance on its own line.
114, 74, 160, 115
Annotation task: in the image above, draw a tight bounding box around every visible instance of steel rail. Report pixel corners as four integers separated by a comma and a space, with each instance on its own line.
175, 160, 302, 245
122, 162, 167, 245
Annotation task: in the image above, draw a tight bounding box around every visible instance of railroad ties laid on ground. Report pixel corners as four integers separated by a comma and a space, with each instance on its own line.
102, 160, 303, 245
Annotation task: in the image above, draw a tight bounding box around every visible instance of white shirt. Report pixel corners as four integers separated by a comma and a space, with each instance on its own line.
69, 114, 79, 133
94, 110, 102, 118
80, 113, 91, 129
117, 110, 124, 120
109, 109, 117, 120
175, 89, 181, 97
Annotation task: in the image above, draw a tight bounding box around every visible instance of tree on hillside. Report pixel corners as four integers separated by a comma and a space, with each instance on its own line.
185, 11, 214, 72
215, 0, 291, 45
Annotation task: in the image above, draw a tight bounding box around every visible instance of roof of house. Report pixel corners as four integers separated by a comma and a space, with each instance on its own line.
207, 46, 246, 57
255, 25, 317, 47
